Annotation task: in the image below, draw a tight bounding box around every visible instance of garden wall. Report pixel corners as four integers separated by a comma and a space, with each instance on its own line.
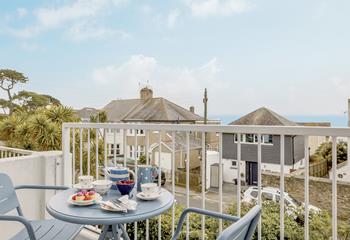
262, 172, 350, 221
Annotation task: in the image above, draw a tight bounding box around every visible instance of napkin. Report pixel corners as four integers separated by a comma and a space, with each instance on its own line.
118, 195, 137, 211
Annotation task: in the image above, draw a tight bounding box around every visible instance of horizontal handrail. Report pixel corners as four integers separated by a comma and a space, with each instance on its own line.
63, 122, 350, 137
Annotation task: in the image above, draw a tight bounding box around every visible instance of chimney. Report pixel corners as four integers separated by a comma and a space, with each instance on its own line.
189, 106, 195, 113
140, 87, 153, 100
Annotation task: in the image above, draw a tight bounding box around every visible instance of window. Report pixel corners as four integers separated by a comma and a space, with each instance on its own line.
246, 134, 255, 143
263, 135, 273, 144
231, 160, 237, 168
234, 134, 273, 145
129, 145, 133, 158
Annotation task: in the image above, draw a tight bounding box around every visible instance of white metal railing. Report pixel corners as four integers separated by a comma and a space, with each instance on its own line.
0, 146, 34, 159
62, 122, 350, 240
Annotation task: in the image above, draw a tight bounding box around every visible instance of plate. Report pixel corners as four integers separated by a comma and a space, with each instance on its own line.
73, 183, 94, 191
136, 191, 162, 201
67, 193, 102, 206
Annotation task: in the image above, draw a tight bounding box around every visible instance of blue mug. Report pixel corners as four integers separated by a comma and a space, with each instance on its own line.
105, 166, 135, 190
137, 165, 157, 191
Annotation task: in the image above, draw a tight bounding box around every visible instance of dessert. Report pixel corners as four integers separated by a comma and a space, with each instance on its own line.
72, 190, 97, 202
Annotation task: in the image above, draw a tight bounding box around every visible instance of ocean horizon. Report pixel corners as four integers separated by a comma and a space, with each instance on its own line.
209, 115, 348, 127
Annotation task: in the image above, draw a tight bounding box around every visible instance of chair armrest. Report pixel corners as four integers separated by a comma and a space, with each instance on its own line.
0, 215, 36, 240
171, 208, 240, 240
15, 185, 69, 191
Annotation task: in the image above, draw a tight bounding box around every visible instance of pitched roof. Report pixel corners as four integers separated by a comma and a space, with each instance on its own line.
75, 107, 99, 119
103, 97, 203, 123
230, 107, 297, 126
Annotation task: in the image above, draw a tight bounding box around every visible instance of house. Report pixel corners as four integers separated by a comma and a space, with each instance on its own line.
222, 107, 305, 185
297, 122, 331, 155
76, 86, 218, 172
75, 107, 99, 122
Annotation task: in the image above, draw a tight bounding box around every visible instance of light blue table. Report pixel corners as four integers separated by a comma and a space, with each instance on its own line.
46, 188, 174, 240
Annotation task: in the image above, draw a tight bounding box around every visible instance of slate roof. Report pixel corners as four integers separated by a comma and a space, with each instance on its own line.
75, 107, 99, 119
230, 107, 297, 126
103, 97, 203, 123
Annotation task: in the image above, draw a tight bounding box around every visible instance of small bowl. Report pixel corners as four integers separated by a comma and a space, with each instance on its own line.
92, 180, 112, 195
116, 180, 135, 195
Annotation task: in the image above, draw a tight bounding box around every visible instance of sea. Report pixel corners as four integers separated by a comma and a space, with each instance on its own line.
209, 115, 348, 127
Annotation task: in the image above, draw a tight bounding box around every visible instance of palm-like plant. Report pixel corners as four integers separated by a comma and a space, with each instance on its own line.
45, 105, 77, 124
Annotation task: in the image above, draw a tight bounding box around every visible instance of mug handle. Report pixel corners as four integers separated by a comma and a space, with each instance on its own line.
104, 168, 111, 176
128, 169, 135, 180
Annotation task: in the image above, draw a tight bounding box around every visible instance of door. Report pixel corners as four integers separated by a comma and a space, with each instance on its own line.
210, 163, 219, 188
246, 161, 258, 186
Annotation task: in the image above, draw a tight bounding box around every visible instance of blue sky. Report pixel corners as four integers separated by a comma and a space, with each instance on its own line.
1, 0, 350, 119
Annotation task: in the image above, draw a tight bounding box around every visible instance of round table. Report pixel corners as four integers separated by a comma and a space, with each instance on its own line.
46, 188, 174, 240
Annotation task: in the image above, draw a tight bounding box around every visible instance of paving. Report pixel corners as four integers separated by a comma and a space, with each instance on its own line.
164, 182, 246, 212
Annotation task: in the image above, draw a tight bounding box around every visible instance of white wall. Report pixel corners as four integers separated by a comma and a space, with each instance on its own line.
154, 152, 172, 175
0, 151, 64, 239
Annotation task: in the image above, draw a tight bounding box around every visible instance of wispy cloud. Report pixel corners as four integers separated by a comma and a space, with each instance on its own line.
186, 0, 254, 17
4, 0, 129, 40
65, 21, 131, 42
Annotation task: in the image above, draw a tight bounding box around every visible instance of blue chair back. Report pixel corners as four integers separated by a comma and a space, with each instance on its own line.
218, 205, 261, 240
0, 173, 22, 215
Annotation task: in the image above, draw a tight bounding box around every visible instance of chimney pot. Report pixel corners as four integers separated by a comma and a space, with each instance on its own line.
189, 106, 195, 113
140, 87, 153, 100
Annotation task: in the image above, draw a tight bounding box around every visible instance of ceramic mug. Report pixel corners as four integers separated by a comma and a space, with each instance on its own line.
137, 165, 157, 191
141, 183, 159, 196
105, 166, 135, 190
78, 175, 93, 188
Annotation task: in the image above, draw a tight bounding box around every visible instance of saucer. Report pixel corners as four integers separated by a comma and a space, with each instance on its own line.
73, 183, 94, 191
136, 191, 162, 201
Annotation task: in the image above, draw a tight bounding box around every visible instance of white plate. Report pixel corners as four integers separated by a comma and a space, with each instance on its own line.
136, 191, 162, 201
68, 193, 102, 206
73, 183, 94, 191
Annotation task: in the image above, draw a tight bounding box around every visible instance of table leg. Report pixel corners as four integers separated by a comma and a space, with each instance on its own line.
98, 225, 109, 240
112, 224, 121, 240
119, 224, 131, 240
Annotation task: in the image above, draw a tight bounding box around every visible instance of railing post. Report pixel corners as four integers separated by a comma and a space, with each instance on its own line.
62, 125, 72, 187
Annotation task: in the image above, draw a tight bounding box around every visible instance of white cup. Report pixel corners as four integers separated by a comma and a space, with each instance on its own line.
92, 180, 112, 195
78, 175, 93, 188
141, 183, 159, 196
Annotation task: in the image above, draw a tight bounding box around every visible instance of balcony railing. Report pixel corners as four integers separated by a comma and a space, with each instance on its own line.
62, 122, 350, 240
0, 146, 34, 159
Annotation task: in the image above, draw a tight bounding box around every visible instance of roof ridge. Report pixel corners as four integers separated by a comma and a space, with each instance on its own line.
120, 99, 147, 121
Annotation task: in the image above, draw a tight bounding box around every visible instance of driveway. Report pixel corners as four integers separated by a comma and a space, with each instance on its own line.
164, 182, 243, 212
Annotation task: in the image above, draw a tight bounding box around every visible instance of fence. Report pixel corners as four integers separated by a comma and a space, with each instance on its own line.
62, 122, 350, 240
309, 158, 328, 177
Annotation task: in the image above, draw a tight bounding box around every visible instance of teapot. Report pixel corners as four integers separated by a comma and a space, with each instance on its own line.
105, 165, 135, 190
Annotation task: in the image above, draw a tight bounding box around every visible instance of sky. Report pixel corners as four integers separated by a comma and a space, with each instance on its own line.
1, 0, 350, 120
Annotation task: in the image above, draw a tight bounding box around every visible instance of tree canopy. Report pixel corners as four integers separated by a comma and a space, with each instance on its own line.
0, 69, 28, 114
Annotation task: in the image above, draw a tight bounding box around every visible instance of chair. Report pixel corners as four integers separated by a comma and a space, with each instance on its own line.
172, 205, 261, 240
0, 172, 83, 240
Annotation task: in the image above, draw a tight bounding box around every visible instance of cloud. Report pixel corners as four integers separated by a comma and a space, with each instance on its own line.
92, 55, 222, 112
4, 0, 129, 40
65, 21, 131, 41
167, 9, 180, 28
186, 0, 253, 17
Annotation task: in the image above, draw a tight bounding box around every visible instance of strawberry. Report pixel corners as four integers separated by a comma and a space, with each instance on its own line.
84, 195, 92, 201
72, 195, 77, 201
